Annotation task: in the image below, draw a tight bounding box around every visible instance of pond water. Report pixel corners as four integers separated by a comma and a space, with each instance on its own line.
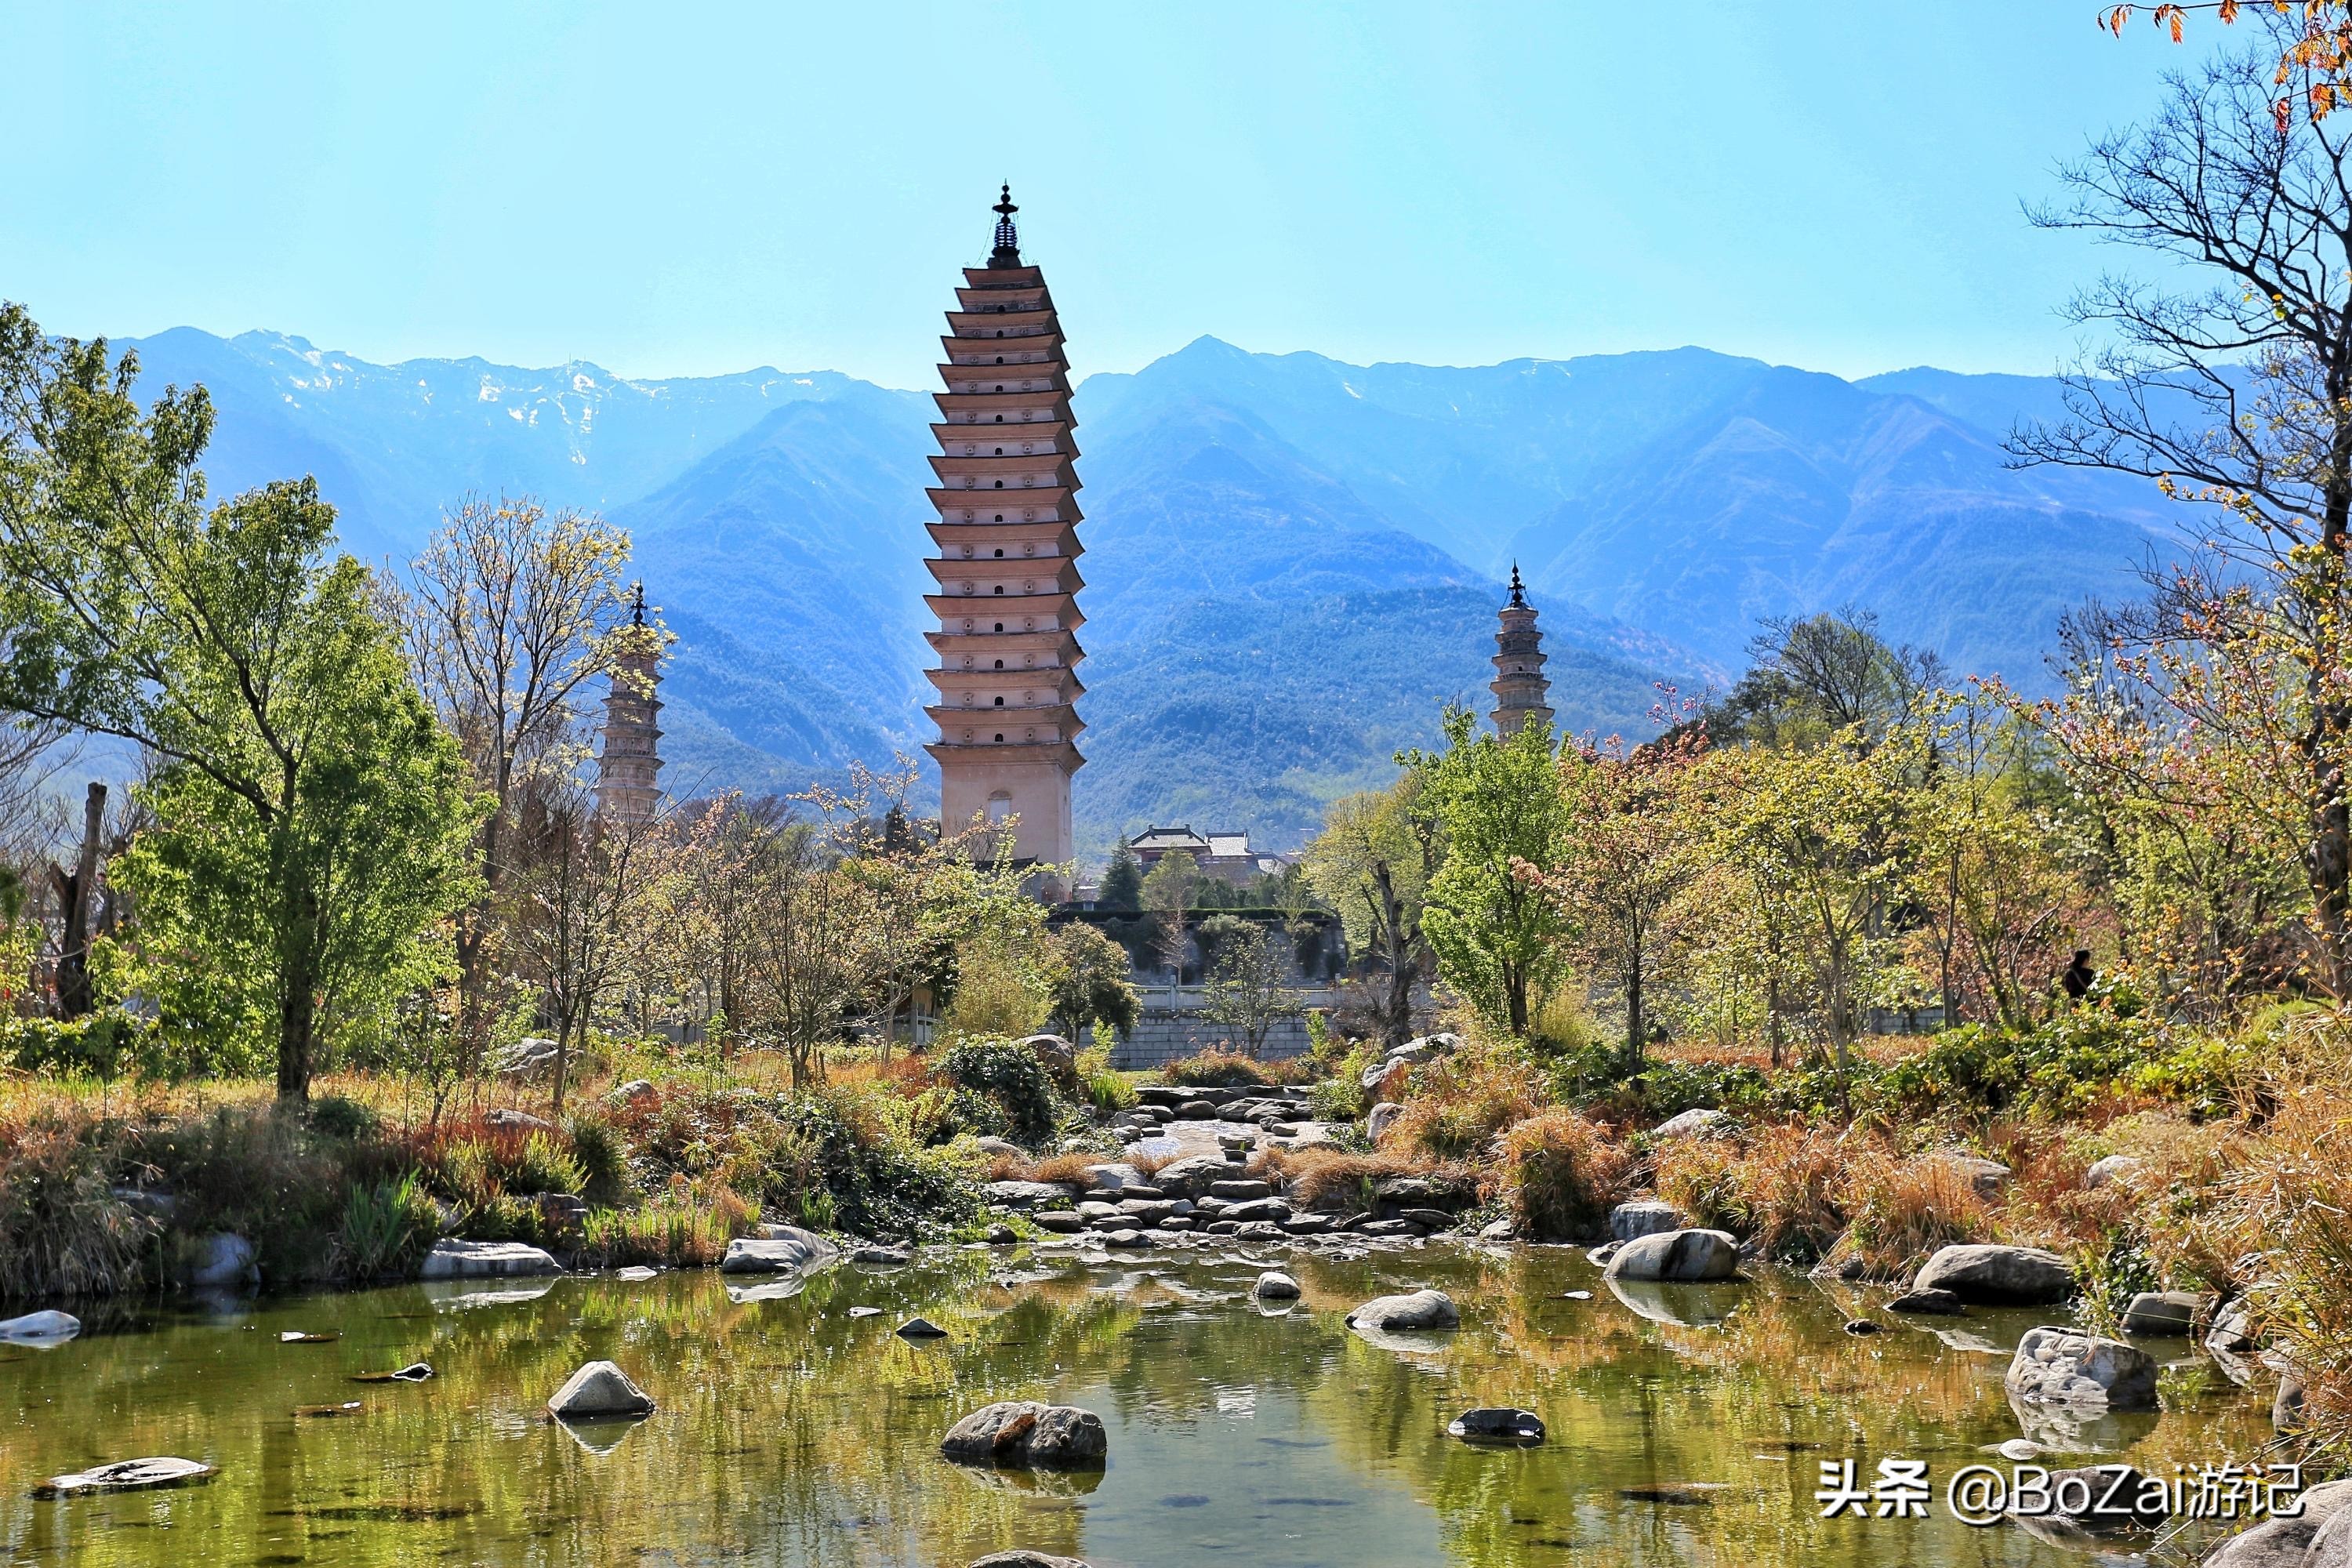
0, 1241, 2282, 1566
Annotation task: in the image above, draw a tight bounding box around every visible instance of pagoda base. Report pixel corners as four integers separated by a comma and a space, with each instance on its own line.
937, 750, 1075, 868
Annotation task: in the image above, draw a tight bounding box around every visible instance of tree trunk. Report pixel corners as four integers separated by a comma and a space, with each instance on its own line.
53, 781, 106, 1018
1624, 954, 1645, 1073
278, 944, 318, 1102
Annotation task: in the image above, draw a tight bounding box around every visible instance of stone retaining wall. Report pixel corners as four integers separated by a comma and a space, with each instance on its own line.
1111, 1011, 1312, 1070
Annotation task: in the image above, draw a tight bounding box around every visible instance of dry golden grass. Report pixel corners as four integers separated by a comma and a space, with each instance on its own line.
1655, 1123, 1849, 1264
1385, 1046, 1544, 1161
1497, 1109, 1632, 1240
1824, 1146, 1997, 1280
1255, 1145, 1432, 1212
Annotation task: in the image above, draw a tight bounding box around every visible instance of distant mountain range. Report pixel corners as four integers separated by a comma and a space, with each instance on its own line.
113, 326, 2191, 856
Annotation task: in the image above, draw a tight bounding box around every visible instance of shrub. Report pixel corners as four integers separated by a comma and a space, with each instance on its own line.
509, 1131, 586, 1197
771, 1087, 980, 1240
942, 1037, 1061, 1145
1163, 1047, 1278, 1087
1074, 1043, 1136, 1112
337, 1171, 437, 1279
307, 1095, 382, 1142
5, 1012, 161, 1082
1497, 1110, 1631, 1240
1308, 1074, 1363, 1124
563, 1111, 631, 1206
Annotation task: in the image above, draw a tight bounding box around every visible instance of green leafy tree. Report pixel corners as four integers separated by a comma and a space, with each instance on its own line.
1706, 720, 1924, 1068
1203, 920, 1300, 1057
0, 312, 481, 1097
1043, 921, 1140, 1040
1303, 773, 1438, 1047
1411, 706, 1571, 1036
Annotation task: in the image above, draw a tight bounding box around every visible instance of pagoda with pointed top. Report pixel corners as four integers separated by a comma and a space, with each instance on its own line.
1490, 565, 1555, 735
920, 186, 1086, 873
594, 583, 665, 824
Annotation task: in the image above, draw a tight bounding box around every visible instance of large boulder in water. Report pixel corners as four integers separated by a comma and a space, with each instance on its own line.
719, 1227, 838, 1275
941, 1402, 1108, 1468
2120, 1290, 2201, 1336
2004, 1327, 2159, 1410
969, 1554, 1092, 1568
2200, 1478, 2352, 1566
547, 1359, 656, 1420
1910, 1243, 2074, 1305
1344, 1289, 1459, 1331
419, 1238, 561, 1279
1603, 1229, 1740, 1283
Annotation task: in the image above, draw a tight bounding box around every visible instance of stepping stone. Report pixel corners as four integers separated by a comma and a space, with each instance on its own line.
1450, 1407, 1544, 1444
33, 1458, 216, 1497
897, 1317, 949, 1339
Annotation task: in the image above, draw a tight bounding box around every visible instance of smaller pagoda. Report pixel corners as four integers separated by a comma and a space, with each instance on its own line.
594, 583, 664, 824
1490, 564, 1555, 735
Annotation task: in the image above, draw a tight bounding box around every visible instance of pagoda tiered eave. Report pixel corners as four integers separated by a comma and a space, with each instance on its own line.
945, 308, 1058, 334
924, 521, 1083, 557
942, 330, 1066, 361
926, 485, 1079, 512
924, 628, 1087, 664
927, 419, 1076, 447
924, 557, 1083, 592
923, 591, 1084, 627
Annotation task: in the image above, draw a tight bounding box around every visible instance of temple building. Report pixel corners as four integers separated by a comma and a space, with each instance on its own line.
1490, 564, 1555, 735
921, 186, 1087, 870
593, 583, 665, 823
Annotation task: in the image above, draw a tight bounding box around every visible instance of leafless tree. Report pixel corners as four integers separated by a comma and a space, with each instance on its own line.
2010, 27, 2352, 986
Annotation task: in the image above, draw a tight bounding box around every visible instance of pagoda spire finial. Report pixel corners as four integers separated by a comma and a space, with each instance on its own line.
989, 183, 1022, 267
1507, 562, 1527, 608
630, 579, 646, 626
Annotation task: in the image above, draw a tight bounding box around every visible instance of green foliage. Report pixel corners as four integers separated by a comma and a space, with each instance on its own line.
1872, 1014, 2245, 1121
1097, 838, 1142, 910
0, 309, 484, 1098
1044, 921, 1140, 1040
941, 1037, 1061, 1145
510, 1131, 586, 1197
769, 1088, 978, 1240
1413, 706, 1573, 1036
307, 1094, 382, 1142
563, 1110, 632, 1206
4, 1012, 165, 1082
336, 1171, 437, 1279
1074, 1042, 1137, 1112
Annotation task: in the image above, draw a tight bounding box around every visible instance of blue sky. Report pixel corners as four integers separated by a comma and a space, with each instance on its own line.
2, 2, 2230, 387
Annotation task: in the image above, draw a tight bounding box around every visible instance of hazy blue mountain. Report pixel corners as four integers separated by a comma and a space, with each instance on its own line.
94, 325, 2202, 850
119, 328, 893, 561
